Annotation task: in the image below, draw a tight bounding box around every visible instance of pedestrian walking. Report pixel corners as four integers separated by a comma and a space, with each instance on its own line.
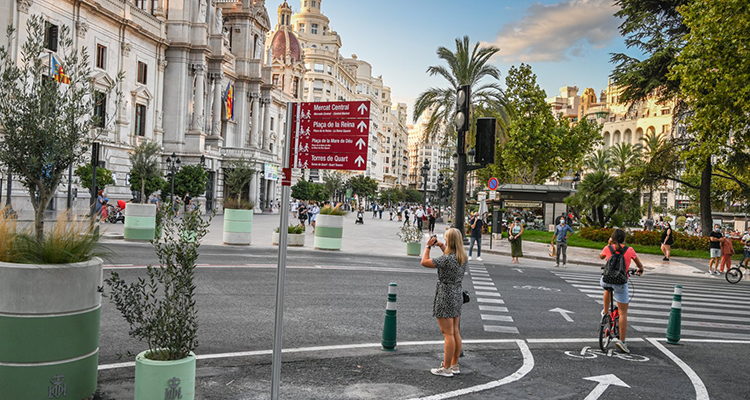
468, 212, 483, 261
389, 206, 394, 221
379, 206, 384, 219
551, 217, 574, 268
310, 202, 320, 233
660, 222, 675, 261
403, 207, 410, 226
509, 217, 524, 264
415, 207, 425, 231
719, 229, 735, 274
372, 203, 378, 219
422, 228, 467, 377
741, 228, 750, 269
428, 210, 437, 234
709, 224, 723, 274
298, 202, 308, 226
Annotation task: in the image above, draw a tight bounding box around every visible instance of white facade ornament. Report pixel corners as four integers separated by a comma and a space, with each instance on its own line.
76, 20, 89, 38
121, 41, 131, 57
17, 0, 33, 13
157, 57, 168, 72
198, 0, 208, 24
214, 7, 223, 35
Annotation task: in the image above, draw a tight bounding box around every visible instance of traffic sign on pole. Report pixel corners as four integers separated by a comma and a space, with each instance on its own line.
290, 101, 371, 171
488, 177, 499, 191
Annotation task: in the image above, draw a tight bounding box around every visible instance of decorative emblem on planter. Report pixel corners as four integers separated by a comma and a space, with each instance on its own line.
48, 374, 68, 398
165, 377, 182, 400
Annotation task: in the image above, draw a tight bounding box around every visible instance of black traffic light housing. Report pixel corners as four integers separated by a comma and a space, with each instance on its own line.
455, 84, 470, 154
475, 117, 496, 165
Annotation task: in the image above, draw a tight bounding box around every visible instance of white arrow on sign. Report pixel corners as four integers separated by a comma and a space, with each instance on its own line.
355, 155, 365, 167
583, 374, 630, 400
355, 138, 366, 150
549, 307, 575, 322
357, 103, 368, 115
357, 121, 368, 132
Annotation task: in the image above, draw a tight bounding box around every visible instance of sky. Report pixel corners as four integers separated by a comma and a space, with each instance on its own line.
274, 0, 631, 123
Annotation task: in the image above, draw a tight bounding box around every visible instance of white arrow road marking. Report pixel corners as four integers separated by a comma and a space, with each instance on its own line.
582, 374, 630, 400
549, 307, 575, 322
514, 268, 523, 273
357, 102, 368, 114
357, 121, 368, 132
354, 155, 365, 167
355, 138, 366, 149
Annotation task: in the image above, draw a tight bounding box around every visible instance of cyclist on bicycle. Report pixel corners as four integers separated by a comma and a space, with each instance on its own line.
599, 228, 644, 354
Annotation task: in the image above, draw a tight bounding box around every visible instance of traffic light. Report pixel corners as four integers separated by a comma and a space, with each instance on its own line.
455, 84, 470, 133
475, 118, 496, 165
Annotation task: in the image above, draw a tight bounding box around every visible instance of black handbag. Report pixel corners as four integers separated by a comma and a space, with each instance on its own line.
462, 290, 470, 303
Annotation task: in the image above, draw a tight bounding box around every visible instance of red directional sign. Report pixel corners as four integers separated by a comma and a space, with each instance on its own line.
290, 101, 370, 171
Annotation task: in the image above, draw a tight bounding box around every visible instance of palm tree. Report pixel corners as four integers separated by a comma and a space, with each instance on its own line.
566, 171, 623, 227
609, 142, 642, 175
584, 148, 612, 173
413, 36, 508, 142
639, 132, 667, 218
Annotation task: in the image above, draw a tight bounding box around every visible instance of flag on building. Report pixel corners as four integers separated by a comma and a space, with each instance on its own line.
224, 82, 234, 121
50, 54, 70, 84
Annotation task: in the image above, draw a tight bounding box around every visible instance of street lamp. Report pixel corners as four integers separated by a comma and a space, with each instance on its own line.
437, 172, 445, 222
420, 158, 430, 210
166, 152, 181, 206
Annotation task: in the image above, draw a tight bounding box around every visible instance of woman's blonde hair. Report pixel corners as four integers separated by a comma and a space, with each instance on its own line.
444, 228, 467, 265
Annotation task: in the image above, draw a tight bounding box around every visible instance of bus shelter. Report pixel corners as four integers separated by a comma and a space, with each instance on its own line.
488, 184, 577, 232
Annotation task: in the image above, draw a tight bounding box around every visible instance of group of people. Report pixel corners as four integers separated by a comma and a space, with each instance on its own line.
292, 200, 320, 233
708, 224, 750, 275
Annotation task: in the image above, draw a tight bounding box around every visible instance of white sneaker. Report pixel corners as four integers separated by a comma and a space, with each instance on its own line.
468, 256, 472, 261
430, 365, 454, 377
476, 257, 483, 261
451, 364, 461, 375
614, 339, 630, 354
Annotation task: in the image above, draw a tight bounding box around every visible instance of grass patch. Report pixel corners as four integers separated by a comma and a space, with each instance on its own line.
507, 230, 742, 260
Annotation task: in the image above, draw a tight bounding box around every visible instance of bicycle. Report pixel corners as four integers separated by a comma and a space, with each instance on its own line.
726, 262, 749, 284
599, 268, 638, 352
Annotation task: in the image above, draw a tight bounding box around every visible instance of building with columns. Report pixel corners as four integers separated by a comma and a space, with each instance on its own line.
1, 0, 286, 215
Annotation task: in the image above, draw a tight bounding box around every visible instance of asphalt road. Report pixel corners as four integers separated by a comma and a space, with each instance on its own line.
95, 242, 750, 399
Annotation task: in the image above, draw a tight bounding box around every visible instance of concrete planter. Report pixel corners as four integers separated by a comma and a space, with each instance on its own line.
0, 258, 103, 400
135, 349, 196, 400
272, 232, 305, 247
124, 203, 157, 241
406, 242, 422, 256
314, 214, 344, 250
223, 209, 253, 245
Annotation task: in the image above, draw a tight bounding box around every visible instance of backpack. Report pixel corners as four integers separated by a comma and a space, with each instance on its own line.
602, 245, 629, 284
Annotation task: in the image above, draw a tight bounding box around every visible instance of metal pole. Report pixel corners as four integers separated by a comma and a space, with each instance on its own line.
5, 172, 10, 206
90, 142, 99, 218
454, 152, 467, 243
66, 163, 73, 209
170, 169, 174, 206
271, 103, 295, 400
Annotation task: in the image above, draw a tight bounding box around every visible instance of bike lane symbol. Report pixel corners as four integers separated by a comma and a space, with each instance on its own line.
564, 346, 650, 363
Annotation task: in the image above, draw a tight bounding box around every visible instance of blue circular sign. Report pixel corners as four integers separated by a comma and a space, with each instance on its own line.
488, 177, 499, 191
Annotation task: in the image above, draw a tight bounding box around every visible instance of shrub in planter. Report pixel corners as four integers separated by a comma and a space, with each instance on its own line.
104, 209, 211, 399
315, 203, 347, 250
273, 224, 306, 246
397, 224, 423, 256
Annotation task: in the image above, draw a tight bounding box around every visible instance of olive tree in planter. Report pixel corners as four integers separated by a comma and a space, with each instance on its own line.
273, 224, 305, 247
105, 208, 211, 400
314, 203, 347, 250
222, 158, 255, 245
397, 224, 423, 256
126, 140, 163, 241
0, 16, 117, 399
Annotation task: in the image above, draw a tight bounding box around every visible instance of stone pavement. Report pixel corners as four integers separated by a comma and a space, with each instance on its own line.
99, 211, 711, 278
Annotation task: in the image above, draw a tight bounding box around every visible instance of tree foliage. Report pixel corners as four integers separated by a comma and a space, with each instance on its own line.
130, 170, 166, 202
74, 164, 115, 191
565, 171, 626, 228
223, 158, 255, 203
172, 164, 208, 200
347, 175, 378, 199
0, 16, 117, 239
129, 141, 163, 204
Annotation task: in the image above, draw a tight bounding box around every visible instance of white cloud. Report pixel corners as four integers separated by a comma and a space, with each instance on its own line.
484, 0, 621, 63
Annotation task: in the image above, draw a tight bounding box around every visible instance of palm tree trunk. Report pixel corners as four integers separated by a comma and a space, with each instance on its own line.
647, 189, 653, 219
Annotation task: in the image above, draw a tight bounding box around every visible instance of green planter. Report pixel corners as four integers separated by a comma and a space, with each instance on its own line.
314, 214, 344, 250
223, 209, 253, 245
135, 350, 196, 400
124, 203, 157, 241
0, 258, 103, 400
406, 242, 422, 256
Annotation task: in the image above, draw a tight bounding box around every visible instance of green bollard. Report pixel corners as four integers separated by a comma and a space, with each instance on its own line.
381, 282, 398, 351
666, 285, 682, 344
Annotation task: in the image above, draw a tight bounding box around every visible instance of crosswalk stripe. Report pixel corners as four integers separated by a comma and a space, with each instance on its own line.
632, 325, 750, 340
479, 305, 509, 312
472, 283, 496, 289
626, 309, 750, 324
575, 286, 743, 305
477, 298, 505, 304
627, 316, 750, 331
476, 291, 502, 297
592, 299, 750, 316
481, 314, 514, 322
471, 277, 493, 281
562, 278, 750, 300
554, 272, 749, 295
484, 325, 520, 334
584, 293, 747, 311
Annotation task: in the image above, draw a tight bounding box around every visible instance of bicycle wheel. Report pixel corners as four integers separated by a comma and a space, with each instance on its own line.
599, 314, 612, 352
726, 267, 743, 284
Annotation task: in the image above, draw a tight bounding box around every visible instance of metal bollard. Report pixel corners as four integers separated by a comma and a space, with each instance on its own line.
666, 285, 682, 344
381, 282, 398, 351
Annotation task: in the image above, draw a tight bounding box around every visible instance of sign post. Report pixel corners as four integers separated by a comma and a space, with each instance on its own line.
270, 100, 370, 399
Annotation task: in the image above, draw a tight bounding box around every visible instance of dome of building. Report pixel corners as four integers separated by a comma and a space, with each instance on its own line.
271, 28, 301, 63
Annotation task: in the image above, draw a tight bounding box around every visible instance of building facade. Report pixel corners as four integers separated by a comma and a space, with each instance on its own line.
407, 107, 453, 203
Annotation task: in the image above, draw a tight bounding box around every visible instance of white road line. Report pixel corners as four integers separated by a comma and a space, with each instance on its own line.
472, 281, 496, 286
479, 306, 509, 312
593, 299, 750, 316
585, 293, 748, 309
475, 291, 502, 297
473, 286, 498, 291
633, 326, 750, 340
526, 338, 644, 344
576, 286, 745, 305
555, 273, 750, 295
628, 317, 750, 331
481, 314, 514, 322
627, 308, 750, 323
477, 298, 505, 304
646, 338, 709, 400
484, 325, 520, 334
566, 280, 750, 301
663, 338, 750, 344
471, 277, 493, 281
410, 340, 533, 400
